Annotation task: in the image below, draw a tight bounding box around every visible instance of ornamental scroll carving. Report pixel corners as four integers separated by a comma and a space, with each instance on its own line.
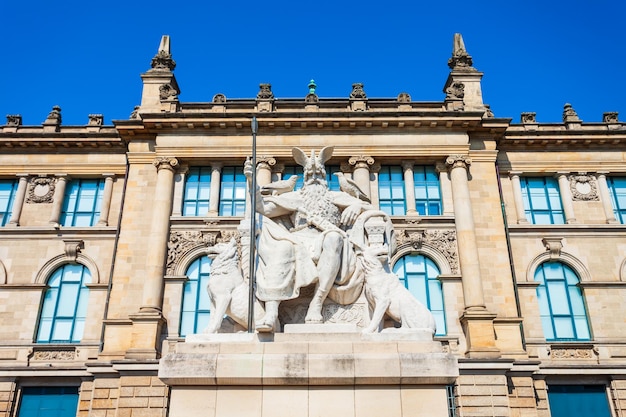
445, 82, 465, 100
159, 83, 179, 101
569, 173, 599, 201
166, 230, 219, 275
396, 229, 460, 274
27, 177, 56, 204
548, 346, 598, 359
350, 83, 367, 100
33, 349, 76, 361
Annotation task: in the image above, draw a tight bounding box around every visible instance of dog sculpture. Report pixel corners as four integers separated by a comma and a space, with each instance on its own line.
204, 238, 265, 333
357, 245, 437, 334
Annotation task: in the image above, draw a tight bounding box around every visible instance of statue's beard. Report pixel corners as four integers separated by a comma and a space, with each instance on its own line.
304, 176, 327, 187
300, 182, 340, 226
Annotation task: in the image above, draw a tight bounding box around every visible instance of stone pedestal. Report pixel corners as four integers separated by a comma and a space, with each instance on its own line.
159, 332, 458, 417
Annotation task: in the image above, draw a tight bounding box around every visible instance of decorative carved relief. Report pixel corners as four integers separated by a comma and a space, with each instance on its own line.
305, 93, 318, 103
521, 112, 537, 124
27, 177, 56, 204
64, 240, 84, 262
88, 114, 103, 126
569, 173, 599, 201
349, 83, 367, 100
212, 93, 226, 103
396, 229, 459, 274
562, 103, 580, 122
219, 230, 240, 244
159, 83, 179, 101
548, 346, 597, 359
33, 349, 76, 361
445, 155, 471, 171
256, 83, 274, 100
6, 114, 22, 126
348, 155, 375, 168
445, 82, 465, 100
397, 92, 411, 103
151, 50, 176, 71
153, 157, 179, 172
130, 106, 140, 119
483, 105, 494, 118
44, 105, 62, 124
279, 301, 366, 327
603, 112, 619, 123
542, 237, 563, 260
166, 230, 219, 275
448, 34, 475, 71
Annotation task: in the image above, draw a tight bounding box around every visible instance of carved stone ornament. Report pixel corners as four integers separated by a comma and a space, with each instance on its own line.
64, 240, 84, 262
153, 157, 179, 172
305, 93, 319, 103
32, 349, 76, 361
159, 83, 179, 101
348, 155, 375, 168
569, 173, 599, 201
396, 229, 460, 274
212, 93, 226, 103
397, 92, 411, 103
349, 83, 367, 99
256, 156, 277, 170
447, 33, 475, 71
548, 346, 598, 359
166, 230, 219, 275
88, 114, 103, 126
256, 83, 274, 100
279, 301, 367, 327
603, 112, 619, 123
27, 176, 56, 204
44, 105, 62, 124
445, 155, 471, 171
130, 106, 140, 119
150, 50, 176, 71
6, 114, 22, 126
445, 82, 465, 100
562, 103, 580, 122
483, 105, 494, 118
542, 237, 563, 260
521, 112, 537, 124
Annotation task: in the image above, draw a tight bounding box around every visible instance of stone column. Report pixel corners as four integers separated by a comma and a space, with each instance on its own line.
140, 157, 178, 312
556, 172, 576, 224
171, 165, 188, 217
446, 155, 498, 358
509, 172, 529, 224
348, 155, 375, 200
97, 174, 115, 226
402, 161, 417, 215
207, 163, 222, 216
7, 174, 29, 226
436, 163, 454, 216
597, 172, 618, 224
49, 175, 69, 227
257, 157, 276, 187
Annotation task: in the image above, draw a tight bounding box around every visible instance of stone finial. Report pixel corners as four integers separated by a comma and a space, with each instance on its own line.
350, 83, 367, 99
562, 103, 580, 123
521, 112, 537, 124
213, 93, 226, 103
448, 33, 475, 71
6, 115, 22, 126
397, 92, 411, 103
257, 83, 274, 100
305, 80, 318, 103
43, 106, 62, 132
603, 112, 619, 123
130, 106, 140, 119
88, 114, 103, 126
150, 35, 176, 71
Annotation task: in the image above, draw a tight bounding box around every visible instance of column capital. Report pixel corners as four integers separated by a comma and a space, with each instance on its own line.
210, 162, 223, 171
554, 171, 570, 178
153, 157, 179, 172
596, 170, 610, 176
257, 156, 276, 169
508, 171, 523, 178
401, 160, 415, 171
445, 155, 471, 170
348, 155, 375, 168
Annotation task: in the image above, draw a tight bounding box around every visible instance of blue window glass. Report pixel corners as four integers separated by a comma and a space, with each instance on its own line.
393, 254, 446, 336
61, 179, 104, 226
607, 177, 626, 223
520, 177, 565, 224
378, 166, 406, 215
219, 167, 247, 216
0, 179, 18, 226
414, 166, 442, 215
180, 257, 212, 337
446, 385, 457, 417
18, 386, 79, 417
183, 167, 212, 216
535, 262, 590, 341
548, 385, 611, 417
282, 166, 304, 191
325, 165, 341, 191
37, 264, 91, 343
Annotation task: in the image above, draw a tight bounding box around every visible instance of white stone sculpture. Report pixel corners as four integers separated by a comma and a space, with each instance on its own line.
356, 244, 437, 334
204, 238, 265, 333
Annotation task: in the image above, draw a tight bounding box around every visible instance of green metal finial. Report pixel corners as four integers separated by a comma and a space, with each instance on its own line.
308, 79, 317, 95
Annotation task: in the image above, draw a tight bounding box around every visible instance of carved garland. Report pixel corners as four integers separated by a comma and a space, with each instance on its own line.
395, 229, 459, 274
569, 173, 599, 201
27, 177, 56, 204
33, 350, 76, 361
548, 346, 598, 359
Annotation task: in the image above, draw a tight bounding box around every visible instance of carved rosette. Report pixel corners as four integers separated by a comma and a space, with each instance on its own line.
166, 230, 219, 275
27, 177, 56, 204
153, 157, 179, 172
569, 173, 599, 201
445, 155, 471, 171
159, 84, 179, 101
396, 229, 460, 274
348, 155, 375, 169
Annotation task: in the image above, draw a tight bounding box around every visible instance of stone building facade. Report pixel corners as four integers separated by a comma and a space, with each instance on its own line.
0, 34, 625, 417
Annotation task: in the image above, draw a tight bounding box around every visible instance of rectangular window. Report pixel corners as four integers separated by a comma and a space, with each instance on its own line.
0, 179, 18, 226
608, 177, 626, 223
520, 177, 565, 224
219, 166, 246, 216
414, 166, 442, 215
378, 165, 406, 215
183, 167, 212, 216
18, 386, 79, 417
281, 165, 340, 192
61, 179, 104, 227
547, 385, 611, 417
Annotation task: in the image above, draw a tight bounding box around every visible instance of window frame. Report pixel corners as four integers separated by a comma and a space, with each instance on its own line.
182, 167, 212, 216
180, 256, 212, 337
0, 179, 18, 226
17, 386, 80, 417
378, 165, 406, 215
413, 165, 442, 216
520, 176, 565, 225
60, 178, 104, 227
607, 176, 626, 223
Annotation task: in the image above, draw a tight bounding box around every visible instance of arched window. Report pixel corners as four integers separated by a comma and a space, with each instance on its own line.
180, 256, 212, 336
535, 262, 590, 341
36, 264, 91, 343
393, 253, 446, 336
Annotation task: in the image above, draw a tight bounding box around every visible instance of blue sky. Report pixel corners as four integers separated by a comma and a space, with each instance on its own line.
3, 1, 625, 126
